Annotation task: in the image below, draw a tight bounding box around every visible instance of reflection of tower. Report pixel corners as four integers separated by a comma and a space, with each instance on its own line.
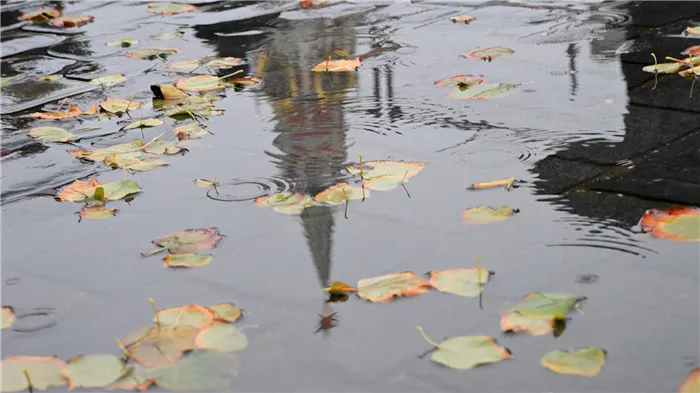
254, 17, 359, 288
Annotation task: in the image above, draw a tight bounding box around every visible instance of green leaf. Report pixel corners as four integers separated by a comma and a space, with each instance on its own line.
462, 205, 516, 224
147, 350, 239, 391
449, 83, 517, 99
164, 106, 224, 119
71, 139, 144, 162
126, 47, 180, 60
101, 180, 142, 201
93, 187, 105, 202
142, 140, 185, 155
416, 327, 512, 370
346, 160, 425, 179
164, 253, 213, 268
500, 312, 557, 336
99, 98, 141, 113
62, 354, 126, 389
124, 158, 170, 172
28, 126, 76, 142
253, 193, 314, 215
434, 74, 484, 87
124, 118, 164, 130
195, 322, 248, 352
428, 267, 491, 297
105, 363, 154, 391
541, 347, 606, 377
208, 303, 242, 323
89, 73, 127, 87
642, 62, 683, 74
1, 356, 67, 392
512, 293, 585, 318
106, 38, 138, 47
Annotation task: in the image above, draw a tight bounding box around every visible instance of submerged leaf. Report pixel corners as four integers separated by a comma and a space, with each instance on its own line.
100, 98, 141, 113
1, 306, 16, 329
429, 267, 491, 297
462, 206, 517, 224
640, 206, 700, 242
57, 178, 102, 202
450, 15, 476, 23
148, 349, 239, 391
500, 312, 557, 336
356, 272, 430, 303
164, 253, 213, 268
149, 227, 223, 254
89, 73, 127, 87
154, 305, 215, 328
106, 38, 138, 47
31, 105, 81, 120
463, 46, 514, 60
19, 7, 62, 21
126, 47, 180, 60
311, 57, 362, 72
80, 205, 118, 220
1, 356, 67, 392
195, 322, 248, 352
541, 347, 606, 377
417, 327, 511, 370
62, 354, 126, 389
209, 303, 242, 323
512, 293, 585, 318
147, 3, 197, 15
469, 177, 515, 190
49, 15, 94, 27
679, 369, 700, 393
314, 183, 368, 205
434, 74, 484, 87
28, 126, 76, 142
175, 75, 225, 92
254, 193, 314, 214
124, 118, 164, 130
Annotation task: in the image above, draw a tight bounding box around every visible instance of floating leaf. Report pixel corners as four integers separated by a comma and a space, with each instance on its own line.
164, 253, 213, 268
195, 178, 220, 187
300, 0, 328, 8
105, 363, 153, 392
173, 122, 209, 139
512, 293, 585, 318
49, 15, 94, 27
148, 227, 223, 255
1, 356, 67, 392
541, 348, 606, 377
175, 75, 225, 92
151, 30, 185, 40
142, 140, 185, 155
463, 46, 514, 60
450, 15, 475, 24
314, 183, 368, 205
1, 306, 15, 329
124, 118, 164, 130
500, 312, 557, 336
324, 281, 356, 294
434, 74, 483, 87
80, 205, 117, 220
89, 73, 127, 87
226, 76, 263, 87
124, 158, 170, 172
62, 354, 126, 389
640, 206, 700, 242
163, 59, 202, 71
100, 98, 141, 113
19, 7, 62, 21
469, 177, 515, 190
642, 62, 684, 74
362, 175, 408, 192
102, 180, 142, 200
1, 75, 19, 87
682, 46, 700, 56
429, 267, 492, 297
31, 105, 81, 120
106, 38, 138, 47
164, 106, 223, 119
154, 305, 215, 328
56, 178, 102, 202
209, 303, 242, 323
28, 126, 76, 142
71, 139, 144, 162
356, 272, 430, 303
151, 84, 190, 99
254, 193, 315, 214
686, 27, 700, 35
128, 326, 199, 368
83, 103, 99, 115
449, 83, 517, 99
195, 322, 248, 352
126, 47, 180, 60
204, 57, 242, 69
416, 326, 511, 370
311, 57, 362, 72
36, 74, 63, 82
347, 160, 425, 179
680, 369, 700, 393
148, 349, 239, 391
462, 206, 517, 224
147, 3, 197, 15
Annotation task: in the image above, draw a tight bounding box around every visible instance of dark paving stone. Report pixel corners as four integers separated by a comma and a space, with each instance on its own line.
629, 72, 700, 113
532, 155, 603, 195
621, 60, 654, 90
620, 36, 698, 65
621, 2, 700, 28
591, 176, 700, 206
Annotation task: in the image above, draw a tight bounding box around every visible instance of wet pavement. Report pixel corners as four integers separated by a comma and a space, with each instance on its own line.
1, 1, 699, 392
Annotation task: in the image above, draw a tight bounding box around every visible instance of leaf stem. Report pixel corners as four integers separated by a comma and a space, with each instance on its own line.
23, 369, 33, 393
140, 131, 167, 151
141, 247, 166, 257
57, 97, 68, 112
416, 326, 442, 349
358, 152, 364, 179
148, 297, 161, 333
217, 70, 244, 81
115, 338, 131, 358
651, 53, 658, 90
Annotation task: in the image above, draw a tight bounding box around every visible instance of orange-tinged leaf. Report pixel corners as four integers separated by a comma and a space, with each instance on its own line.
163, 253, 213, 268
1, 306, 15, 329
79, 205, 117, 220
541, 347, 606, 377
175, 75, 225, 92
49, 15, 94, 27
640, 206, 700, 242
356, 272, 431, 303
31, 105, 81, 120
314, 183, 368, 205
209, 303, 242, 323
83, 103, 99, 115
300, 0, 328, 8
19, 7, 62, 21
194, 322, 248, 352
311, 57, 362, 72
36, 74, 63, 82
680, 369, 700, 393
682, 46, 700, 56
346, 160, 425, 179
463, 46, 514, 60
450, 15, 475, 24
62, 354, 126, 389
434, 74, 484, 87
686, 26, 700, 35
99, 98, 141, 113
154, 304, 215, 328
148, 227, 224, 254
324, 281, 357, 294
226, 76, 263, 87
469, 177, 515, 190
429, 267, 491, 297
127, 326, 199, 368
462, 206, 517, 224
152, 84, 190, 99
147, 3, 197, 15
125, 47, 180, 60
56, 178, 102, 202
500, 312, 556, 336
1, 356, 67, 392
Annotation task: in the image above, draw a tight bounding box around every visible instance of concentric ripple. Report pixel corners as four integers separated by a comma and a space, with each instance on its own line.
206, 176, 299, 202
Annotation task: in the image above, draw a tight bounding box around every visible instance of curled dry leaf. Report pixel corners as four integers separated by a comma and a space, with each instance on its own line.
541, 347, 606, 377
463, 46, 514, 60
429, 267, 492, 297
434, 74, 484, 87
1, 306, 16, 329
124, 118, 164, 130
450, 15, 475, 23
209, 303, 242, 323
148, 227, 224, 255
80, 205, 118, 220
254, 192, 315, 214
512, 293, 585, 319
500, 312, 557, 336
154, 304, 216, 329
462, 206, 517, 224
164, 253, 213, 268
151, 84, 190, 99
356, 272, 431, 303
147, 3, 197, 15
125, 47, 180, 60
640, 206, 700, 242
19, 7, 62, 21
679, 369, 700, 393
61, 354, 126, 390
1, 356, 67, 392
89, 73, 127, 87
100, 98, 141, 113
49, 14, 94, 27
56, 178, 102, 202
31, 105, 81, 120
28, 126, 76, 142
417, 326, 512, 370
314, 183, 368, 205
469, 177, 515, 190
195, 322, 248, 352
175, 75, 225, 92
311, 57, 362, 72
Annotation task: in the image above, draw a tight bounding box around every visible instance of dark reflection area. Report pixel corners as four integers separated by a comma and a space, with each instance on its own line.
565, 43, 578, 100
